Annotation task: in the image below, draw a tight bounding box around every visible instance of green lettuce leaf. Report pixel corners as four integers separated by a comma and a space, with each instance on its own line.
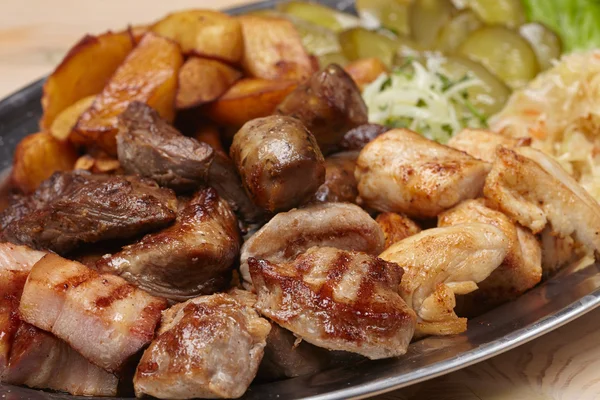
523, 0, 600, 52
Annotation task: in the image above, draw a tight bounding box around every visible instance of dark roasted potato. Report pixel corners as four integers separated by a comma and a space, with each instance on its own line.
72, 32, 183, 155
176, 57, 242, 109
238, 15, 316, 81
338, 123, 389, 151
12, 132, 78, 194
314, 151, 359, 204
40, 31, 134, 130
277, 64, 368, 155
230, 116, 325, 213
151, 9, 243, 63
193, 124, 225, 153
204, 78, 297, 133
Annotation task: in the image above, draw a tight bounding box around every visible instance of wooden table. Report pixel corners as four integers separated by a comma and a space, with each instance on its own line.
2, 1, 600, 399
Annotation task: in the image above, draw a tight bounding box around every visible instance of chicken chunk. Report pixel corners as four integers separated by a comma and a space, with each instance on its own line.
98, 187, 240, 301
447, 128, 530, 163
277, 64, 368, 155
484, 147, 600, 257
380, 223, 509, 336
0, 171, 177, 254
356, 129, 491, 218
20, 253, 167, 372
134, 293, 270, 399
240, 202, 385, 289
438, 199, 542, 314
230, 115, 325, 213
314, 151, 359, 204
250, 246, 416, 359
376, 212, 421, 249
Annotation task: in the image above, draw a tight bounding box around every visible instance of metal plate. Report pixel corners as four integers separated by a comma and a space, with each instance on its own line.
1, 1, 600, 399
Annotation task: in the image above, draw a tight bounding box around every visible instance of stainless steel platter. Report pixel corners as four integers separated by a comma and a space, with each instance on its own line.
1, 1, 600, 399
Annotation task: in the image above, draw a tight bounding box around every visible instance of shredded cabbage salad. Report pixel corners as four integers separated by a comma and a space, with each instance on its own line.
362, 56, 488, 143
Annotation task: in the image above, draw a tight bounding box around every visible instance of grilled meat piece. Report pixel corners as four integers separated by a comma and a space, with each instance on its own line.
380, 223, 509, 336
439, 199, 542, 314
240, 202, 384, 289
314, 151, 359, 204
0, 171, 177, 254
277, 64, 368, 155
338, 123, 389, 152
356, 129, 491, 219
98, 187, 240, 301
250, 246, 416, 359
134, 293, 270, 399
375, 212, 421, 250
484, 147, 600, 258
116, 102, 214, 192
230, 115, 325, 213
3, 323, 118, 396
19, 253, 167, 372
447, 128, 531, 163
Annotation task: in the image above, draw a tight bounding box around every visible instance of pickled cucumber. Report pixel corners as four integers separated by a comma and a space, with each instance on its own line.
436, 10, 482, 52
519, 22, 562, 71
339, 28, 399, 67
277, 1, 360, 32
409, 0, 456, 47
356, 0, 411, 36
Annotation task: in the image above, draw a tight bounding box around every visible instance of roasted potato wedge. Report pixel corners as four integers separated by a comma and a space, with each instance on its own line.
40, 31, 134, 130
74, 152, 121, 174
176, 57, 242, 110
12, 132, 78, 193
193, 123, 225, 153
72, 32, 183, 155
344, 58, 388, 90
49, 95, 96, 141
151, 9, 243, 63
204, 78, 297, 134
238, 15, 316, 81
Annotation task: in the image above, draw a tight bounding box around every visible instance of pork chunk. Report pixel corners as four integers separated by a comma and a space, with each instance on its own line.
447, 128, 530, 163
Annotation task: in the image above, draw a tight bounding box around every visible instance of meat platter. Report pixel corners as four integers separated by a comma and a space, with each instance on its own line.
1, 0, 600, 399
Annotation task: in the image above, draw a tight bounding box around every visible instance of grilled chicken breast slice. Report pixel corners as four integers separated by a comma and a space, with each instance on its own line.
98, 187, 240, 301
19, 253, 167, 372
240, 202, 384, 289
134, 293, 270, 399
250, 246, 416, 359
447, 128, 530, 163
484, 147, 600, 258
380, 223, 509, 336
0, 171, 177, 254
356, 129, 491, 218
439, 199, 542, 314
375, 212, 421, 250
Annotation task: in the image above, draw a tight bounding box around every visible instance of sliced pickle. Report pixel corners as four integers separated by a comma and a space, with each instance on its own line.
457, 26, 539, 89
277, 1, 360, 32
440, 55, 512, 116
463, 0, 525, 28
318, 52, 349, 68
519, 23, 562, 71
339, 28, 398, 67
435, 10, 482, 52
356, 0, 411, 36
409, 0, 456, 47
292, 18, 341, 56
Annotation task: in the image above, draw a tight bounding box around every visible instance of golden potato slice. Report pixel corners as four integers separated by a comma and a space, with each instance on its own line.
72, 32, 183, 155
49, 95, 96, 141
151, 9, 243, 63
193, 123, 225, 153
238, 15, 316, 81
204, 78, 297, 133
74, 152, 121, 174
176, 57, 242, 109
344, 58, 388, 90
12, 132, 78, 194
40, 31, 134, 130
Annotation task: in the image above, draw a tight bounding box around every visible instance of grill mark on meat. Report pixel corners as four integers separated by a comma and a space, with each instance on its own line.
282, 227, 376, 259
95, 282, 134, 308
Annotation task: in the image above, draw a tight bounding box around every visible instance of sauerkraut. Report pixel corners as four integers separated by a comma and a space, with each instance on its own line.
491, 51, 600, 199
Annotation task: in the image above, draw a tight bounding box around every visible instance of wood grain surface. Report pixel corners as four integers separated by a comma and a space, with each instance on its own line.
2, 1, 600, 399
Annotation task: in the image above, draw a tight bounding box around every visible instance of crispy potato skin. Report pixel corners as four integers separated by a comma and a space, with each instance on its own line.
204, 78, 297, 132
12, 132, 78, 194
50, 95, 96, 142
230, 116, 325, 213
176, 57, 241, 109
151, 9, 243, 63
72, 32, 183, 155
375, 212, 422, 249
40, 31, 134, 130
344, 58, 388, 90
238, 15, 316, 80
